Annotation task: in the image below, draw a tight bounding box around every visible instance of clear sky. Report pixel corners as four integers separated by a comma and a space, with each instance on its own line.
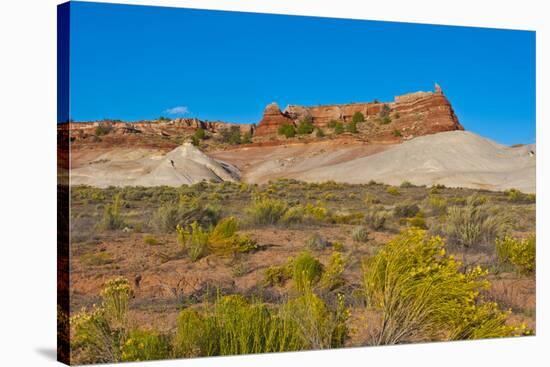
68, 1, 535, 145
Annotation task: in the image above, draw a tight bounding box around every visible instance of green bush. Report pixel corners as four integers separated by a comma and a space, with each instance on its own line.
219, 126, 242, 145
187, 222, 209, 261
246, 196, 288, 225
363, 229, 524, 345
194, 127, 206, 140
496, 234, 536, 275
174, 295, 306, 356
282, 287, 349, 349
378, 104, 391, 125
320, 251, 346, 291
297, 117, 315, 135
351, 226, 369, 243
264, 264, 291, 286
333, 122, 345, 134
120, 329, 171, 362
346, 120, 358, 133
101, 193, 125, 230
392, 129, 402, 137
242, 131, 252, 144
177, 218, 258, 261
315, 128, 325, 138
95, 123, 113, 136
291, 252, 324, 291
278, 124, 296, 138
352, 111, 365, 123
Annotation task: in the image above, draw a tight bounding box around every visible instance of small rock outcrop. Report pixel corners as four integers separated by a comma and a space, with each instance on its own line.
254, 102, 295, 136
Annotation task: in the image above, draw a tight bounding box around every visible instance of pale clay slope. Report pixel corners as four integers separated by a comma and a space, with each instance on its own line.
70, 143, 240, 188
295, 131, 535, 193
71, 131, 535, 193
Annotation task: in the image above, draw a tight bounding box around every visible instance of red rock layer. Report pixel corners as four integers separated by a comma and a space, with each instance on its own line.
255, 84, 463, 138
254, 102, 295, 136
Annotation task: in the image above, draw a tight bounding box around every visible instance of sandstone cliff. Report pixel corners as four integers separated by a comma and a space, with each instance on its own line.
255, 84, 463, 140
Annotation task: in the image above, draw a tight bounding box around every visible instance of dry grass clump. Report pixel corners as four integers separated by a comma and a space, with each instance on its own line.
442, 198, 508, 249
364, 206, 389, 231
246, 196, 288, 225
496, 234, 536, 275
80, 251, 114, 266
306, 233, 331, 250
100, 193, 125, 230
362, 229, 526, 345
150, 199, 220, 233
176, 217, 257, 261
352, 226, 369, 243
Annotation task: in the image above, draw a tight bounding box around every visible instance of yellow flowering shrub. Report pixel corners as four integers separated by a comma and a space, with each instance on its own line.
363, 229, 523, 345
496, 234, 536, 275
120, 329, 171, 362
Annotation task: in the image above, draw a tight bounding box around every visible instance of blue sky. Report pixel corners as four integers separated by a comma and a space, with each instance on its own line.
68, 1, 535, 145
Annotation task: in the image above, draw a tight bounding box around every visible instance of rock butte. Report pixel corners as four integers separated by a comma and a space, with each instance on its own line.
255, 83, 463, 140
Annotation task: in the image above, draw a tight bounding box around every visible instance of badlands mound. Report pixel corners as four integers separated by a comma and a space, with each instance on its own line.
70, 143, 239, 187
294, 131, 535, 192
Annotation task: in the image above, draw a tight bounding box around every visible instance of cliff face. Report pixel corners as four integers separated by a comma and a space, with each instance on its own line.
254, 102, 296, 136
255, 84, 463, 139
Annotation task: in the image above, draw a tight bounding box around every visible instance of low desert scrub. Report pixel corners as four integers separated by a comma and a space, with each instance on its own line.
351, 226, 369, 243
496, 234, 536, 275
246, 196, 288, 225
174, 291, 348, 357
80, 251, 114, 266
407, 212, 428, 229
100, 193, 125, 230
151, 200, 220, 233
393, 202, 420, 218
364, 193, 381, 205
177, 218, 257, 261
264, 252, 324, 290
443, 201, 508, 249
306, 233, 331, 250
296, 117, 315, 135
428, 195, 448, 215
331, 210, 364, 224
120, 329, 171, 362
71, 277, 134, 363
320, 251, 347, 291
278, 123, 296, 138
505, 188, 535, 203
364, 206, 388, 231
363, 229, 526, 345
143, 234, 161, 246
264, 264, 291, 287
386, 186, 400, 196
291, 252, 324, 292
